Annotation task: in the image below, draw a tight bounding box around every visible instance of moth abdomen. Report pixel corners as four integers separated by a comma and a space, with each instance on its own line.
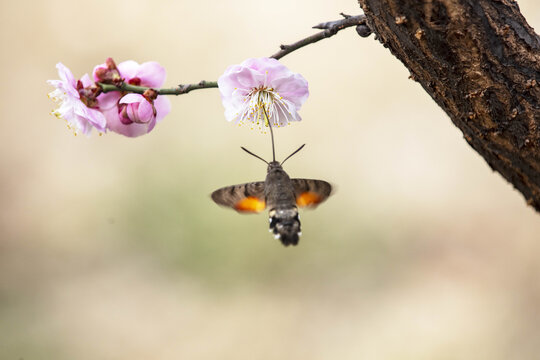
269, 207, 301, 246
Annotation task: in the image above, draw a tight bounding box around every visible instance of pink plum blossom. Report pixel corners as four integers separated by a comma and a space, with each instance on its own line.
218, 57, 309, 129
47, 63, 107, 136
94, 60, 171, 138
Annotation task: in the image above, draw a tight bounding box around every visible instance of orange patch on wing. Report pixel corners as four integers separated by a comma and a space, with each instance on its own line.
234, 196, 266, 213
296, 192, 321, 207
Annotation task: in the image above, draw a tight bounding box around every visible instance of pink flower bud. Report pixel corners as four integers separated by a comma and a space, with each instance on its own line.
93, 57, 122, 85
119, 93, 156, 125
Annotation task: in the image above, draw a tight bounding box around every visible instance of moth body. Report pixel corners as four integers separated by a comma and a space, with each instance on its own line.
265, 161, 301, 246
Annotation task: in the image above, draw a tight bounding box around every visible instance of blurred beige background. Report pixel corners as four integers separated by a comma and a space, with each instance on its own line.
1, 1, 540, 359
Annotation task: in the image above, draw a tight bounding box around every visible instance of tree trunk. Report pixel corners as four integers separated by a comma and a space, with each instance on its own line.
357, 0, 540, 212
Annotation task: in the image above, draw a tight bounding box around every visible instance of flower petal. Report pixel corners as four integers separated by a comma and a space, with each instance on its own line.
116, 60, 140, 80
52, 62, 79, 98
79, 73, 94, 88
242, 58, 292, 85
87, 108, 107, 132
137, 99, 154, 123
136, 62, 167, 88
154, 96, 171, 122
73, 101, 107, 132
219, 65, 264, 95
271, 73, 309, 108
97, 92, 121, 110
56, 62, 75, 87
119, 93, 145, 104
147, 116, 158, 133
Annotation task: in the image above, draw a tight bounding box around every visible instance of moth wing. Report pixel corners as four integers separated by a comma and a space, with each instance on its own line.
211, 181, 266, 213
291, 178, 332, 208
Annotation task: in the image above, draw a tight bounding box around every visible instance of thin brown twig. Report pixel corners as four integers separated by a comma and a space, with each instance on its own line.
99, 14, 368, 95
98, 80, 217, 96
271, 14, 367, 60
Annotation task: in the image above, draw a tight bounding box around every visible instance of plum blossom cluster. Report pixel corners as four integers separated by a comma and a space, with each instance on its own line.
49, 57, 309, 137
48, 58, 170, 137
218, 57, 309, 130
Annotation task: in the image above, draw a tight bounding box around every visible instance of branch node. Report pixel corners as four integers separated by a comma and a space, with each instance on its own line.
525, 79, 537, 88
356, 24, 372, 37
395, 15, 407, 25
510, 108, 518, 118
414, 28, 425, 40
177, 84, 191, 94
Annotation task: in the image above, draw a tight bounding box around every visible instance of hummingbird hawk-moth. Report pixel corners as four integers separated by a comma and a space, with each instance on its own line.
211, 124, 332, 246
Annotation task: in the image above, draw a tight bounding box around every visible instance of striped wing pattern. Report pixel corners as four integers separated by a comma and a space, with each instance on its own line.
211, 181, 266, 213
291, 179, 332, 208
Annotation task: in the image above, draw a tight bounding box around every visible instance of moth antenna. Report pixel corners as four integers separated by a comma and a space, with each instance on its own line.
241, 146, 269, 164
261, 106, 276, 162
281, 144, 306, 166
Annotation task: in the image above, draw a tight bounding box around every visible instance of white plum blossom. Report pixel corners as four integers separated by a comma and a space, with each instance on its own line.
218, 57, 309, 129
47, 63, 106, 136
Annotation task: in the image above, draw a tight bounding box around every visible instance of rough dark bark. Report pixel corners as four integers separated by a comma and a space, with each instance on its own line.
357, 0, 540, 212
